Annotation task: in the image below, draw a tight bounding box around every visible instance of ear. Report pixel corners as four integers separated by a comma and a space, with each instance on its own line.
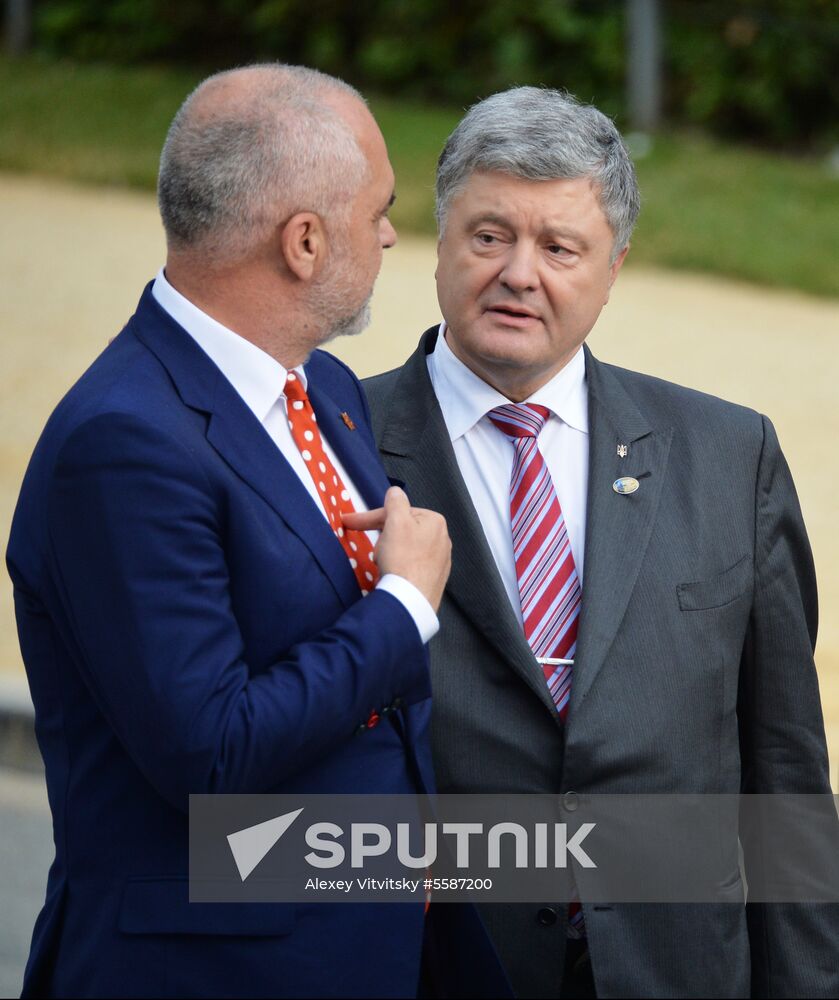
604, 245, 629, 304
280, 212, 326, 282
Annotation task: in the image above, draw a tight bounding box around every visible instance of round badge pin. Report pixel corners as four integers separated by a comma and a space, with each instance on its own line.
613, 477, 640, 495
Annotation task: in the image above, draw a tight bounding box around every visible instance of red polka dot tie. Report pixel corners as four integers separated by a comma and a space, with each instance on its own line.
284, 372, 379, 594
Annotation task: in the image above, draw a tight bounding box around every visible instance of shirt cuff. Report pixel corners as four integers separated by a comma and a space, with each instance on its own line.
376, 574, 440, 644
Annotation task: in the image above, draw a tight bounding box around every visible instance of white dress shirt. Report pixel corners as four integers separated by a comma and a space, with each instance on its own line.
152, 269, 438, 642
427, 323, 588, 625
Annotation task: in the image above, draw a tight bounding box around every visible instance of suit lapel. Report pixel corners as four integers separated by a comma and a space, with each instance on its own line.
131, 285, 361, 609
307, 380, 391, 512
378, 329, 560, 718
570, 347, 673, 711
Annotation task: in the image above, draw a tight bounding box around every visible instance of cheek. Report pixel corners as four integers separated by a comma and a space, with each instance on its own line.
437, 247, 495, 315
455, 261, 495, 302
546, 277, 603, 318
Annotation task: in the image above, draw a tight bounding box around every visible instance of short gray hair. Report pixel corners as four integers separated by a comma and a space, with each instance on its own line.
158, 64, 369, 264
436, 87, 640, 259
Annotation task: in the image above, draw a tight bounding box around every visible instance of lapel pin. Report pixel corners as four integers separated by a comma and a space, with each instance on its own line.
613, 477, 640, 495
617, 443, 628, 458
340, 411, 356, 431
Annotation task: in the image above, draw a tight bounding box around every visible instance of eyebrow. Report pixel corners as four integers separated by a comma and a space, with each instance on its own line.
464, 212, 590, 250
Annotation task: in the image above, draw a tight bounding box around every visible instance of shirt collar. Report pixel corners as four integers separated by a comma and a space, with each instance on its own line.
430, 321, 588, 441
151, 268, 306, 423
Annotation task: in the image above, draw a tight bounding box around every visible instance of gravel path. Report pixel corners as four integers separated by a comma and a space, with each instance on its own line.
2, 173, 837, 777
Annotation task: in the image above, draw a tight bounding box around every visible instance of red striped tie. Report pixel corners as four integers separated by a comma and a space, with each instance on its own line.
489, 403, 585, 937
488, 403, 581, 715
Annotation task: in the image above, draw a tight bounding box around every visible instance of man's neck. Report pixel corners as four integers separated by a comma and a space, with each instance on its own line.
164, 260, 313, 369
443, 328, 582, 403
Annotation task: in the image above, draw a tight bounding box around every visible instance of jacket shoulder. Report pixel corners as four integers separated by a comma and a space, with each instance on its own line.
362, 365, 403, 412
599, 359, 766, 442
307, 347, 362, 390
362, 326, 439, 420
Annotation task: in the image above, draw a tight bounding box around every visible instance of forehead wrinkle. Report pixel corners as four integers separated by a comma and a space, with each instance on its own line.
463, 211, 512, 231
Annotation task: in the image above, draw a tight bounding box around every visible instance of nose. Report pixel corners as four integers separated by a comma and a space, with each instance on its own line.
380, 216, 397, 249
499, 243, 539, 293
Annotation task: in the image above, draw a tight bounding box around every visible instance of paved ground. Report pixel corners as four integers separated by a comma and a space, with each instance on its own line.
1, 175, 838, 989
0, 766, 51, 996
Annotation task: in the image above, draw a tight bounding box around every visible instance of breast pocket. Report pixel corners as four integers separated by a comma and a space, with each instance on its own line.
118, 876, 296, 936
677, 555, 752, 612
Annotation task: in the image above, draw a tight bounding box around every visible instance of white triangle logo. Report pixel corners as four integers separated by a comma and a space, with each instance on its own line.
227, 808, 304, 882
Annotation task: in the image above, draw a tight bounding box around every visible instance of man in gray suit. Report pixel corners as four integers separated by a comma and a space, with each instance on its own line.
363, 88, 838, 998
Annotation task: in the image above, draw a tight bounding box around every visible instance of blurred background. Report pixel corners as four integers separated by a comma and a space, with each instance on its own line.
1, 1, 838, 993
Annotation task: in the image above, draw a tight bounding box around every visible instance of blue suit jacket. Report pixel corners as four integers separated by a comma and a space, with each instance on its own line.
6, 285, 506, 998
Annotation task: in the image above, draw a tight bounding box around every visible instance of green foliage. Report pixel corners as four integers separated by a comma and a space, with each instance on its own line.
29, 0, 838, 149
666, 0, 839, 147
0, 56, 199, 187
2, 56, 838, 298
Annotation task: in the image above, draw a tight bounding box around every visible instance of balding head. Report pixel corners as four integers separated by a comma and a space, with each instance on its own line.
158, 64, 370, 265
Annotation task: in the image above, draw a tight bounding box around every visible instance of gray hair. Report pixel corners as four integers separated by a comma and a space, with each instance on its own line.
436, 87, 640, 259
158, 64, 369, 264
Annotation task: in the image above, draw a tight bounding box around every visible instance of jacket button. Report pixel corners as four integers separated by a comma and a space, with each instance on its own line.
366, 712, 380, 729
562, 791, 579, 812
392, 697, 404, 709
355, 724, 367, 736
537, 907, 558, 926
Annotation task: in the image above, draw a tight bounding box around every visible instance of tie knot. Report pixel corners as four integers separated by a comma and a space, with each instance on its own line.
284, 371, 307, 404
488, 403, 550, 439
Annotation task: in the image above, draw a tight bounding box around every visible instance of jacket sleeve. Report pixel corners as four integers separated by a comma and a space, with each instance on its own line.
738, 415, 839, 998
46, 412, 430, 811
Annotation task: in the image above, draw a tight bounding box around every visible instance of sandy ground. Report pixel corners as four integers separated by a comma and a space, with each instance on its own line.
2, 173, 838, 778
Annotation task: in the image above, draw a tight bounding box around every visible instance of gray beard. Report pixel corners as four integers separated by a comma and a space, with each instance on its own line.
321, 295, 372, 344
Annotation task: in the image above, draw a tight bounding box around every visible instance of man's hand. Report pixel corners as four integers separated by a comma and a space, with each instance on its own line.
342, 487, 451, 611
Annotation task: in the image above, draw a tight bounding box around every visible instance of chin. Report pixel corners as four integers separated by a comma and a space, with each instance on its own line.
477, 330, 544, 362
321, 300, 372, 344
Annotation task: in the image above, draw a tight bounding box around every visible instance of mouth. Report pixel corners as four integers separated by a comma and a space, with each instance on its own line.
485, 305, 541, 326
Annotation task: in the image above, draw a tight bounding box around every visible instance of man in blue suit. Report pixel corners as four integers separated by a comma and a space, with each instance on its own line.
6, 64, 503, 998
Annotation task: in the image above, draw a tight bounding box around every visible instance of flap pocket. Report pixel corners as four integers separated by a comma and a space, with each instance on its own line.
677, 555, 752, 612
118, 877, 296, 936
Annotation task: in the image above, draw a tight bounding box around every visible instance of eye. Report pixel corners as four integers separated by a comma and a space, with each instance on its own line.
547, 244, 571, 256
477, 233, 496, 244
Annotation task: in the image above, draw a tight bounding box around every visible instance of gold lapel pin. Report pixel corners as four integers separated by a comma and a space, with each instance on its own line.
617, 443, 628, 458
613, 477, 640, 495
340, 411, 356, 431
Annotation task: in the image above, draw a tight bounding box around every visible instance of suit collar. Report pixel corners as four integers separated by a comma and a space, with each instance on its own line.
377, 326, 441, 458
431, 322, 589, 439
151, 268, 306, 425
129, 283, 378, 610
582, 342, 652, 444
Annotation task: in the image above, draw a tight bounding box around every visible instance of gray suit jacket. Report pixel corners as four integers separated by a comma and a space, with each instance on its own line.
364, 326, 839, 999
